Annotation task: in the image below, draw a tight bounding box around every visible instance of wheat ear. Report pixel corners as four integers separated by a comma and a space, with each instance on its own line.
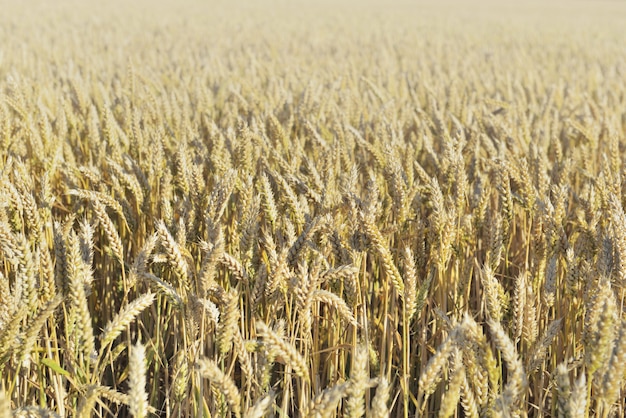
370, 376, 390, 418
359, 211, 404, 296
13, 407, 61, 418
346, 344, 370, 418
196, 357, 242, 418
128, 341, 149, 418
488, 319, 527, 413
0, 388, 11, 418
244, 391, 275, 418
305, 381, 350, 418
256, 320, 309, 381
100, 293, 155, 349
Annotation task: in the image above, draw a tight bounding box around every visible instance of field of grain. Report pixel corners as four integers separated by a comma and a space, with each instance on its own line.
1, 0, 626, 417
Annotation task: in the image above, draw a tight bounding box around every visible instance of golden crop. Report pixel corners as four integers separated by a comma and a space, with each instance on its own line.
1, 0, 626, 416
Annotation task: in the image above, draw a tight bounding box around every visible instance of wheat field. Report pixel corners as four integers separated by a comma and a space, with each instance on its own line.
1, 0, 626, 417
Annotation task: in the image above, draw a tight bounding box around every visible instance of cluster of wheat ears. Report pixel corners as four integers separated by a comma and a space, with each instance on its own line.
1, 0, 626, 417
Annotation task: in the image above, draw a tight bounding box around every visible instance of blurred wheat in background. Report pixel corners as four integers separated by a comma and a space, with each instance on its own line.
1, 0, 626, 416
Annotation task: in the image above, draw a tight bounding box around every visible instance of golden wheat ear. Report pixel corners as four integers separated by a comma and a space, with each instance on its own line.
128, 341, 149, 418
196, 357, 242, 418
